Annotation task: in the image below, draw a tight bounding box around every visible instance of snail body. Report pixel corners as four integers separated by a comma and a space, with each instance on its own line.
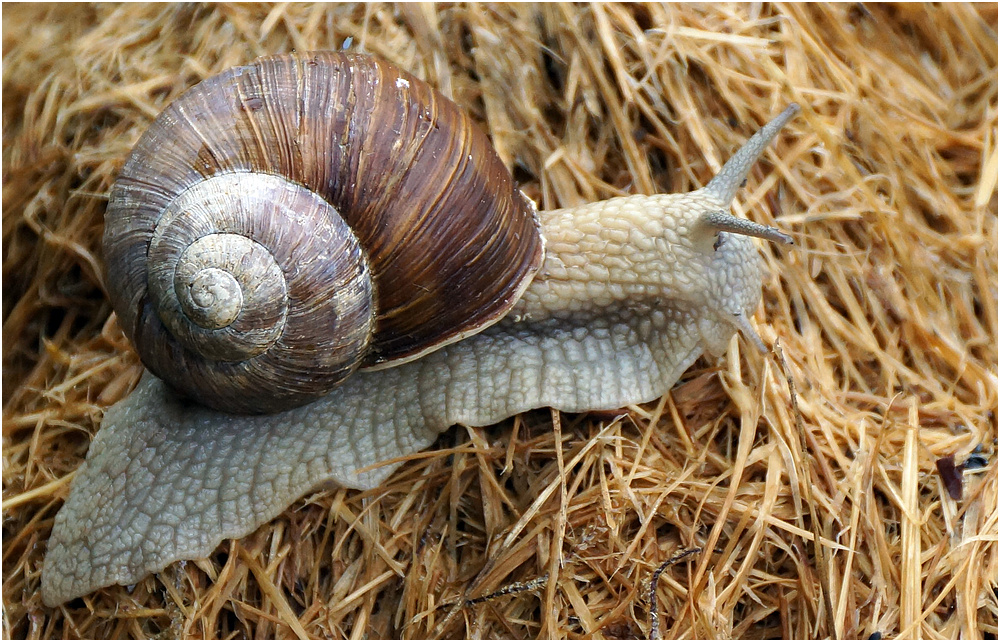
42, 52, 798, 606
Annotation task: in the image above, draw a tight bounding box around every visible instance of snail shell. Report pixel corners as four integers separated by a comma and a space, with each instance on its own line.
104, 52, 544, 413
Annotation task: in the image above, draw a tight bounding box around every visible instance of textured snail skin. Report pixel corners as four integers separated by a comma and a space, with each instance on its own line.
40, 78, 798, 604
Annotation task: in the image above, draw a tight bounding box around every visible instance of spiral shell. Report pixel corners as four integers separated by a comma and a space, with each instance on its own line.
104, 52, 544, 413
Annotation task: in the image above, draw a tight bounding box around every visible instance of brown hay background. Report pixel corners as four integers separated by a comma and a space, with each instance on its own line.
2, 3, 997, 639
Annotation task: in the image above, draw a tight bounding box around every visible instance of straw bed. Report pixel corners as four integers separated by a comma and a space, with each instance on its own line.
3, 4, 997, 639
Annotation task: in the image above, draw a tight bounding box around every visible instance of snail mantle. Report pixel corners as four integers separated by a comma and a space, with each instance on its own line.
42, 52, 799, 606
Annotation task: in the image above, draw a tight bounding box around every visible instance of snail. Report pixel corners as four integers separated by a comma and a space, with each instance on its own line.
41, 52, 799, 606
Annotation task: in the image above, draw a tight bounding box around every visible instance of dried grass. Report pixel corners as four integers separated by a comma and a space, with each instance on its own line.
3, 3, 997, 639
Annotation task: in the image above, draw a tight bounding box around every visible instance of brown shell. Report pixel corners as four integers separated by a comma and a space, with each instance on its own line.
104, 52, 544, 413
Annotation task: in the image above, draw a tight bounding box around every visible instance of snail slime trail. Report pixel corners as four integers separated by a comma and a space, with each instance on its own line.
41, 52, 799, 606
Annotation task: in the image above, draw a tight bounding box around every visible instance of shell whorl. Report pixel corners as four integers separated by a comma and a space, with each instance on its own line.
104, 52, 544, 413
138, 172, 375, 412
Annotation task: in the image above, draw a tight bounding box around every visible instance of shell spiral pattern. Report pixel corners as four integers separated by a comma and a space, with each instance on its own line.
104, 52, 544, 413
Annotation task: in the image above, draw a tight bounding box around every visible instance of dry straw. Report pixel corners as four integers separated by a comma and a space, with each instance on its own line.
3, 3, 997, 639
